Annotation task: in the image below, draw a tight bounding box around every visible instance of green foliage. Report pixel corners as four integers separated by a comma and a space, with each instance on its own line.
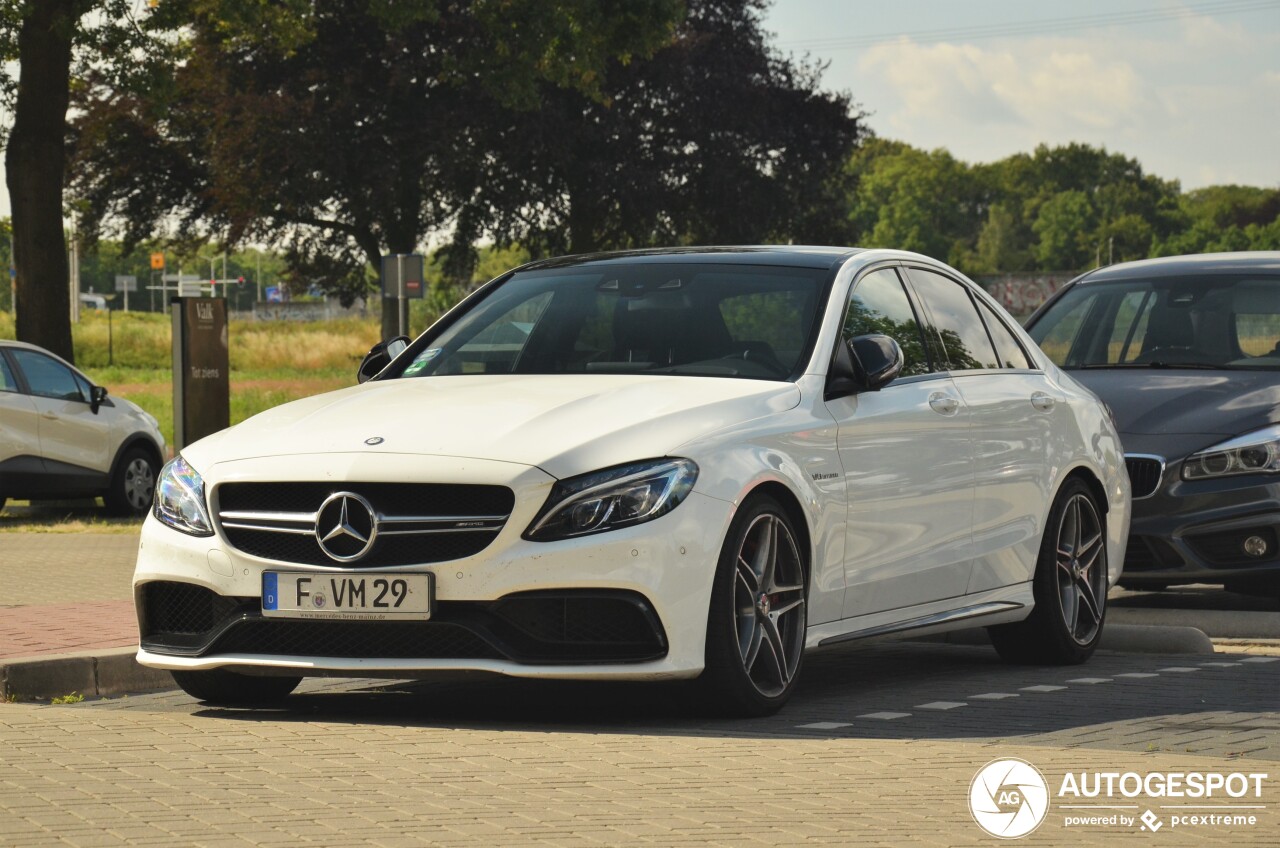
1152, 186, 1280, 255
69, 0, 686, 305
848, 140, 979, 265
846, 140, 1218, 275
1033, 190, 1096, 269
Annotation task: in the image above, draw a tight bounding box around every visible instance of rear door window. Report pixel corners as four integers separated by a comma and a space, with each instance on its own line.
906, 269, 1001, 370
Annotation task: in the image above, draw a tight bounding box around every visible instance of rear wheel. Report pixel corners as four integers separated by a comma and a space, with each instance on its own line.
699, 495, 808, 716
171, 669, 301, 705
104, 448, 157, 516
989, 478, 1107, 664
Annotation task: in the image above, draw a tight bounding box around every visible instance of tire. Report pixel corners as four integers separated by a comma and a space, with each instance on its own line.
699, 494, 809, 717
104, 447, 158, 517
171, 669, 301, 705
988, 478, 1107, 665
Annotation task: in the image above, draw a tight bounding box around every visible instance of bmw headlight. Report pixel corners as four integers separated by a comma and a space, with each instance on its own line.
524, 458, 698, 541
153, 456, 214, 536
1183, 425, 1280, 480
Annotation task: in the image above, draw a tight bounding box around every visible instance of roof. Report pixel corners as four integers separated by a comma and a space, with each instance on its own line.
1077, 251, 1280, 284
519, 245, 866, 273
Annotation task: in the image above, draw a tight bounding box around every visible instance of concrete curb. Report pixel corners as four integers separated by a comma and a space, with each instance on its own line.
1109, 607, 1280, 639
913, 622, 1215, 655
0, 648, 173, 701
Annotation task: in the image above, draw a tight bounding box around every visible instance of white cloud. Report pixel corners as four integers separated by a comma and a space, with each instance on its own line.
851, 21, 1280, 189
861, 37, 1147, 138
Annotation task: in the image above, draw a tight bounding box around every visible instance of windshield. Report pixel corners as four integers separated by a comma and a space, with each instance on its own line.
392, 262, 829, 381
1027, 274, 1280, 370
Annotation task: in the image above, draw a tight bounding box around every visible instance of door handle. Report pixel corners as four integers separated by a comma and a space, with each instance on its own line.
1031, 392, 1056, 412
928, 392, 960, 416
40, 411, 59, 420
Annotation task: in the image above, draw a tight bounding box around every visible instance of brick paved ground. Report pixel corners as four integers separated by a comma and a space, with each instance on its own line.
1, 642, 1277, 847
2, 531, 1278, 845
0, 534, 139, 659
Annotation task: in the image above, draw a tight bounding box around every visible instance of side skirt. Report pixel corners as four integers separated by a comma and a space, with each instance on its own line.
807, 583, 1034, 648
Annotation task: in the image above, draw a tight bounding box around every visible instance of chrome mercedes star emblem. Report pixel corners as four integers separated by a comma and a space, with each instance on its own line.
315, 492, 378, 562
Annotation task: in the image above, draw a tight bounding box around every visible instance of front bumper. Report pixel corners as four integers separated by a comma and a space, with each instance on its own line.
1121, 456, 1280, 588
133, 454, 735, 681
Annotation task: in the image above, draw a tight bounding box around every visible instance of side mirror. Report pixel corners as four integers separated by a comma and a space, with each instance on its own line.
90, 385, 108, 414
824, 334, 904, 400
357, 336, 410, 384
850, 334, 904, 391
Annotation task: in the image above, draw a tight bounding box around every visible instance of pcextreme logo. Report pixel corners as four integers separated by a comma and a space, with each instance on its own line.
969, 759, 1269, 838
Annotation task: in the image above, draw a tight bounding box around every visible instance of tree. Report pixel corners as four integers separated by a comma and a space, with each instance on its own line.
69, 0, 684, 337
453, 0, 865, 261
846, 140, 980, 267
1032, 190, 1096, 270
1, 0, 150, 362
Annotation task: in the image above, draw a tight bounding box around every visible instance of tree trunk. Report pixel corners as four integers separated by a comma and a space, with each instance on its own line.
4, 0, 78, 363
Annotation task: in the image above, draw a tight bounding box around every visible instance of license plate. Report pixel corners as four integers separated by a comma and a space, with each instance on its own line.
262, 572, 433, 620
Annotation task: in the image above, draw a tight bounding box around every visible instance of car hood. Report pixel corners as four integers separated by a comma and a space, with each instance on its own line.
186, 374, 801, 480
1066, 368, 1280, 458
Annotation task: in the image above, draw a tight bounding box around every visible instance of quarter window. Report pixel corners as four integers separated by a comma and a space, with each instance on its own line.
843, 269, 933, 377
9, 350, 85, 402
908, 269, 1001, 370
976, 298, 1034, 369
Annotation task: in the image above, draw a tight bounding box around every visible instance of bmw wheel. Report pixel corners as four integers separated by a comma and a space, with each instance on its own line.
171, 669, 301, 705
989, 478, 1107, 665
701, 494, 808, 716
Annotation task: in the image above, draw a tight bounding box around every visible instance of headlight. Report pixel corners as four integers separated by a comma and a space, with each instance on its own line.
1182, 425, 1280, 480
153, 456, 214, 536
524, 458, 698, 541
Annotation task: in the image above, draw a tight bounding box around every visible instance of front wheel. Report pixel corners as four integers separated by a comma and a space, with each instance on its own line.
171, 669, 301, 705
699, 495, 808, 716
988, 478, 1107, 665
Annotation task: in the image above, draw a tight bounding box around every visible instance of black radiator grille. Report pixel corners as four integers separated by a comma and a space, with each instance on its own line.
214, 481, 515, 567
1125, 456, 1164, 499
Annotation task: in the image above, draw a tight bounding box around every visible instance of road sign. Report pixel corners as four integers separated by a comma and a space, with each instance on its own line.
150, 252, 165, 270
114, 275, 137, 293
379, 254, 425, 300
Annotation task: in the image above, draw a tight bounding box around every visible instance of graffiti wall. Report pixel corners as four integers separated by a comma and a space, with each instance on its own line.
975, 272, 1078, 320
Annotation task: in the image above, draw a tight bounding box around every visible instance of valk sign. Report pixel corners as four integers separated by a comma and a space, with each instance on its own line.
172, 297, 230, 449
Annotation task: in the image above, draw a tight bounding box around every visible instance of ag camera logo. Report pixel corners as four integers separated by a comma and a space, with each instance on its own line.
970, 758, 1050, 839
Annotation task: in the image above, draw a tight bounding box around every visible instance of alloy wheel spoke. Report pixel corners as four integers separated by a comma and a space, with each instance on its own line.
1071, 499, 1083, 555
772, 597, 804, 618
741, 618, 763, 671
1076, 577, 1102, 625
737, 557, 760, 595
759, 614, 789, 685
757, 518, 779, 593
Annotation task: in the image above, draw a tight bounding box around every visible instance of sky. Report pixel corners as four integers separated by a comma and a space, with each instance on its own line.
761, 0, 1280, 189
1, 0, 1278, 220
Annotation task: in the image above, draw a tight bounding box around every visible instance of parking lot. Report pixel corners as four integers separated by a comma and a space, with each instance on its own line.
2, 527, 1278, 846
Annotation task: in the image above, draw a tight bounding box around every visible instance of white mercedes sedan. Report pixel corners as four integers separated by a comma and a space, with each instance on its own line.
135, 247, 1129, 715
